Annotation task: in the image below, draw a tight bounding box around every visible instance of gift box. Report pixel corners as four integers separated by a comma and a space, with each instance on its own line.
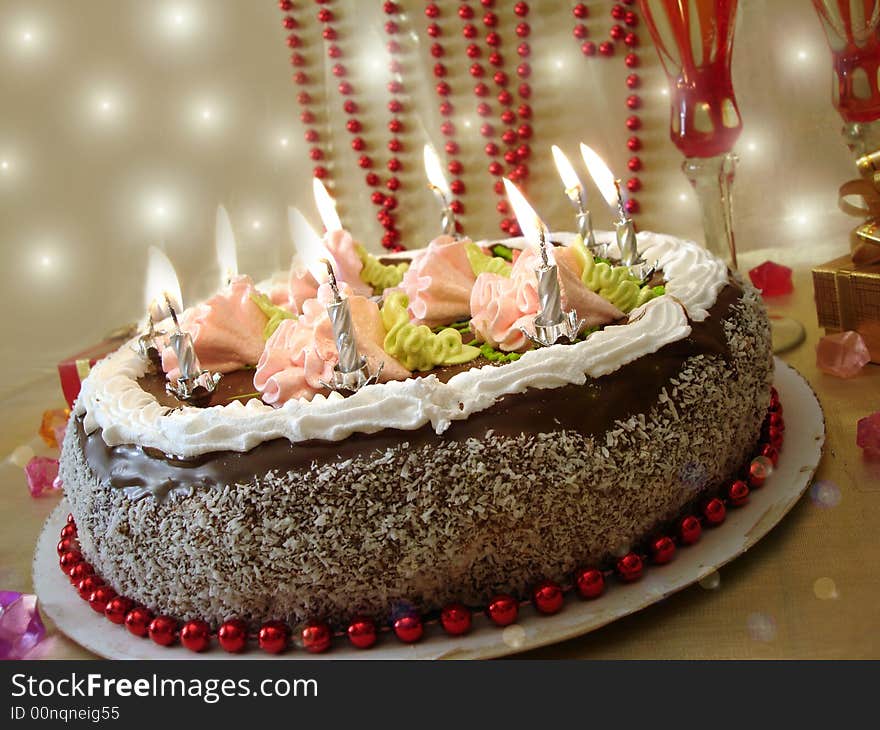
813, 255, 880, 363
57, 326, 135, 407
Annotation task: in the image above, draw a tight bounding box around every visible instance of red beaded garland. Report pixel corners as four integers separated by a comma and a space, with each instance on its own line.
148, 615, 178, 647
255, 620, 289, 654
180, 620, 212, 652
702, 497, 727, 526
761, 444, 780, 467
616, 553, 644, 582
124, 607, 153, 638
218, 619, 249, 653
393, 614, 424, 643
575, 568, 606, 599
104, 596, 134, 625
59, 549, 83, 574
60, 523, 77, 539
650, 536, 677, 565
727, 479, 750, 507
88, 585, 117, 614
748, 459, 769, 488
532, 581, 564, 615
487, 594, 519, 626
301, 621, 332, 653
56, 537, 76, 555
76, 575, 103, 601
440, 603, 473, 636
68, 561, 94, 586
347, 616, 377, 649
679, 515, 702, 545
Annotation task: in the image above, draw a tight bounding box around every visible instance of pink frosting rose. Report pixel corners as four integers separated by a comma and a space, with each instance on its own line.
399, 235, 476, 327
469, 247, 624, 352
253, 285, 409, 406
162, 275, 268, 380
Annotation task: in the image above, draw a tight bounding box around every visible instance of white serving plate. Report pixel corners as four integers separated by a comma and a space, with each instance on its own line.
34, 358, 824, 659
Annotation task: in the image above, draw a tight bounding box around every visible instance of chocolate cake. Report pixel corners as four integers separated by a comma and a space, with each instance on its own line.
58, 231, 773, 633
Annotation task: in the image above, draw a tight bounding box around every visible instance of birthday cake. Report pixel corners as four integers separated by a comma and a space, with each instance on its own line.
58, 228, 774, 651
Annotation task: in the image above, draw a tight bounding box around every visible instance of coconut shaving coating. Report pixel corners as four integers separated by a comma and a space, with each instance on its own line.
60, 282, 771, 627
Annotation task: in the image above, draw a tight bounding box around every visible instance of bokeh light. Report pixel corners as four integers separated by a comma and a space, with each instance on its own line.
502, 624, 526, 649
746, 612, 777, 642
810, 480, 841, 508
813, 577, 839, 600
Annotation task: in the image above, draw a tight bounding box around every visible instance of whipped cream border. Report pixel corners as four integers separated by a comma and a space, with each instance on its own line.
74, 231, 727, 457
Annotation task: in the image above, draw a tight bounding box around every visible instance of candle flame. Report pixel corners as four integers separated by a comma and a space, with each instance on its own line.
502, 178, 550, 257
551, 145, 582, 194
288, 207, 336, 283
144, 246, 182, 320
423, 143, 450, 197
215, 204, 238, 283
579, 143, 620, 210
312, 177, 343, 233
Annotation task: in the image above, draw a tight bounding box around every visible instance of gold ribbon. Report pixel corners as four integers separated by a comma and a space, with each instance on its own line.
838, 151, 880, 265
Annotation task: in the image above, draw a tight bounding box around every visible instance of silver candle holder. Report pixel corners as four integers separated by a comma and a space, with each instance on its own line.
521, 225, 584, 348
429, 184, 457, 238
164, 298, 221, 405
134, 316, 165, 370
612, 180, 656, 281
423, 144, 458, 238
319, 260, 382, 393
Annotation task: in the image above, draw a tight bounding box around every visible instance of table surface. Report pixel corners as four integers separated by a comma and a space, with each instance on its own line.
3, 266, 879, 660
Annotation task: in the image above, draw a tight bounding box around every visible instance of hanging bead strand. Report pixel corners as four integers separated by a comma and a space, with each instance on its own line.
425, 2, 467, 232
278, 1, 329, 180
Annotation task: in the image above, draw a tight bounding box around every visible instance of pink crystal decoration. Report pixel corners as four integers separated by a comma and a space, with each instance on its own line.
0, 591, 46, 659
24, 456, 60, 498
748, 261, 793, 297
857, 412, 880, 459
816, 331, 871, 378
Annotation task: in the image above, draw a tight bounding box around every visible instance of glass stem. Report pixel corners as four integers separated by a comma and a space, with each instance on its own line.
841, 120, 880, 160
682, 153, 738, 270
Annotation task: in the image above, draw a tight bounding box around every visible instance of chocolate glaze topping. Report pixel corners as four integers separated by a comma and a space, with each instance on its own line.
78, 282, 741, 500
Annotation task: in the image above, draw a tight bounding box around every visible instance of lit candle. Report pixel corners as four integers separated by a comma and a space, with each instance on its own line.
215, 204, 238, 286
319, 258, 382, 392
141, 246, 220, 402
580, 143, 643, 271
135, 246, 178, 366
551, 144, 597, 251
503, 178, 583, 347
423, 143, 457, 237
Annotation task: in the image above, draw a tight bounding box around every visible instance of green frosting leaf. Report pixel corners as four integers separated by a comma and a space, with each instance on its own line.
355, 243, 409, 292
381, 292, 480, 371
250, 292, 296, 340
490, 243, 515, 262
570, 236, 662, 314
465, 241, 512, 277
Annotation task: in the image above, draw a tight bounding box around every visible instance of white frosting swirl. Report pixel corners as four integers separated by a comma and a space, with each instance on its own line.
74, 231, 726, 457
